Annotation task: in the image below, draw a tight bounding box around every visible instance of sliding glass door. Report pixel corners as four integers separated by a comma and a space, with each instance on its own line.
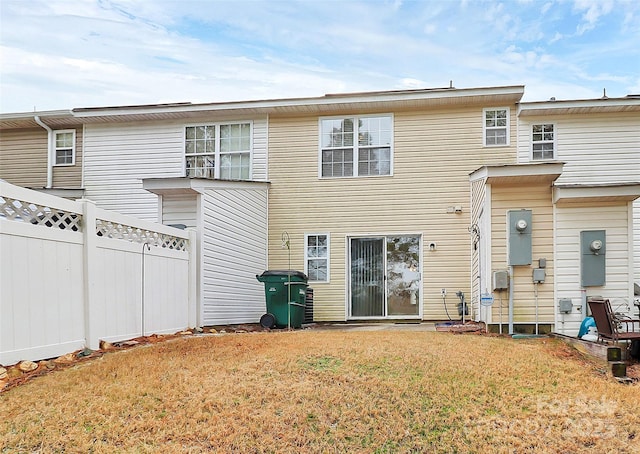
350, 235, 421, 318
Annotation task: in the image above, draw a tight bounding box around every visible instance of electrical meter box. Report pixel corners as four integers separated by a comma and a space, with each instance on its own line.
558, 298, 573, 314
492, 270, 509, 290
580, 230, 606, 287
507, 209, 532, 266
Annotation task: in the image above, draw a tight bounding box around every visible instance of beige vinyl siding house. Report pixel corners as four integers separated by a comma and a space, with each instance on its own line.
469, 163, 563, 333
0, 118, 83, 196
489, 183, 555, 327
0, 128, 49, 188
267, 88, 523, 322
3, 87, 636, 334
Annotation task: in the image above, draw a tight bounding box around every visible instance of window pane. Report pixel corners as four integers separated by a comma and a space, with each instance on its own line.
56, 132, 73, 147
220, 152, 250, 180
364, 117, 392, 147
359, 147, 391, 176
306, 234, 328, 281
321, 149, 353, 177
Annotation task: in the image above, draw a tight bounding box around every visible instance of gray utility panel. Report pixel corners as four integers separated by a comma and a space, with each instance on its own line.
507, 209, 532, 266
580, 230, 606, 287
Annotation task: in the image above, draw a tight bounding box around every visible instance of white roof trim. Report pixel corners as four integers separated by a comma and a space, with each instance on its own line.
469, 162, 565, 183
518, 96, 640, 116
143, 177, 270, 195
72, 85, 525, 118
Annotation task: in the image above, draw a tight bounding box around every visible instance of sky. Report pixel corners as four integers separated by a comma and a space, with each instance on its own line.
1, 0, 639, 114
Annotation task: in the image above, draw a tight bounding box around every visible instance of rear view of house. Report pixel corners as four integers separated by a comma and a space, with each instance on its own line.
2, 87, 638, 335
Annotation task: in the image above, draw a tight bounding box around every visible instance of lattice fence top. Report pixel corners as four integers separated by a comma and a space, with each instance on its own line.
96, 219, 188, 251
0, 196, 82, 231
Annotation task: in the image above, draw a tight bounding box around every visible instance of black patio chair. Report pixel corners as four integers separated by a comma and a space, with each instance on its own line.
587, 298, 640, 356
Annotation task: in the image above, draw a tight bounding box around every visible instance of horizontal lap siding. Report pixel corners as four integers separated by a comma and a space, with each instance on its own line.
518, 113, 640, 185
268, 106, 517, 321
490, 184, 554, 324
0, 129, 48, 188
201, 188, 268, 325
555, 202, 632, 335
84, 122, 184, 221
161, 194, 198, 228
251, 117, 268, 180
83, 117, 268, 222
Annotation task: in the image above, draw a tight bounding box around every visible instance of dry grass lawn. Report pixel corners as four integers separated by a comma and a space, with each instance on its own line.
1, 330, 639, 453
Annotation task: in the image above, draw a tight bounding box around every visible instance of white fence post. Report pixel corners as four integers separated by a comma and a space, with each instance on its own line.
80, 199, 100, 350
187, 228, 198, 328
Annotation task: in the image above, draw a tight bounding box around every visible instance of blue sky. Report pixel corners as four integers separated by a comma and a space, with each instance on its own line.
1, 0, 639, 113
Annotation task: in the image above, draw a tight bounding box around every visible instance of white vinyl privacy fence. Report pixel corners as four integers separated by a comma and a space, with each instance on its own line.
0, 181, 196, 365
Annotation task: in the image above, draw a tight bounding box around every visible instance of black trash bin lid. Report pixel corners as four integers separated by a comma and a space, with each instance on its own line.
258, 270, 308, 280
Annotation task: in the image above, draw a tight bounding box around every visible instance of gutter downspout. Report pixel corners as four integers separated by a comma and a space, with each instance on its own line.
34, 116, 53, 188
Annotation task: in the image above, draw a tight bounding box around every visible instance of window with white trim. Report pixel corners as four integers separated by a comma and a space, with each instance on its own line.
54, 130, 75, 166
305, 233, 329, 282
532, 124, 555, 160
185, 122, 251, 180
320, 115, 392, 178
483, 108, 509, 146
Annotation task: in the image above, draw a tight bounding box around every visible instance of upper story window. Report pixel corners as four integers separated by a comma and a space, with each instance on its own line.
320, 115, 392, 178
305, 233, 329, 282
54, 130, 76, 166
483, 108, 509, 146
185, 122, 251, 180
532, 124, 555, 160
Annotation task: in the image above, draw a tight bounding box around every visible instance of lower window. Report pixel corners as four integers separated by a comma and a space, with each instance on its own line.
305, 234, 329, 282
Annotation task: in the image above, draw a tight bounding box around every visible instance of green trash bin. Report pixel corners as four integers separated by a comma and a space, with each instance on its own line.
256, 270, 308, 328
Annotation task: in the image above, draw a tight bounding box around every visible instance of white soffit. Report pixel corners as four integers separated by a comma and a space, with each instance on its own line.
553, 183, 640, 204
469, 162, 565, 185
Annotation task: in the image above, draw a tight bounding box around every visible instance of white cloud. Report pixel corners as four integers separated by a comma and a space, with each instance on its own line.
573, 0, 615, 34
0, 0, 638, 112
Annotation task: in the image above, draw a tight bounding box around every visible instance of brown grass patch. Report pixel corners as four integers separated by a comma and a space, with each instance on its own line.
1, 331, 639, 453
